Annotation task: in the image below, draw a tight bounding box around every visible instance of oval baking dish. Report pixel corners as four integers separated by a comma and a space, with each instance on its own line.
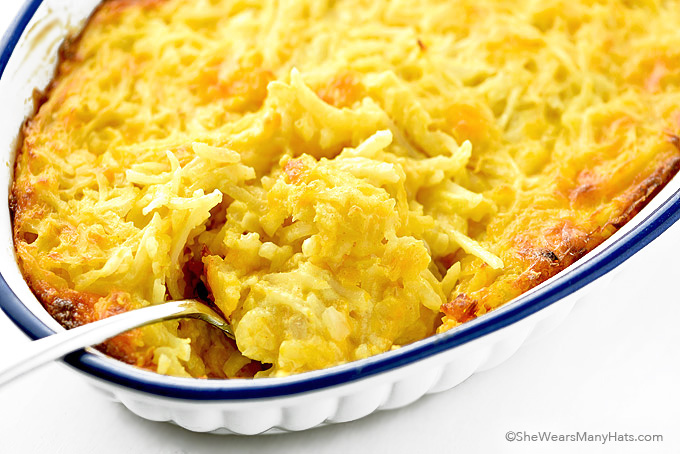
1, 0, 680, 434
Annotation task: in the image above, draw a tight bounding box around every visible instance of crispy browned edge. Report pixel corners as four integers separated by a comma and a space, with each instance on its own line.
9, 1, 172, 365
442, 144, 680, 323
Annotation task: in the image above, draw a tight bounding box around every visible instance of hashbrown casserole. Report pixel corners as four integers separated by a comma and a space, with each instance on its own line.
11, 0, 680, 378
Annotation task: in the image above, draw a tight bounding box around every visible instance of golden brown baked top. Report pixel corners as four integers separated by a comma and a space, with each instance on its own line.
11, 0, 680, 377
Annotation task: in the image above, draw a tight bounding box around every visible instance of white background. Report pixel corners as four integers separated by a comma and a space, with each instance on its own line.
1, 2, 679, 453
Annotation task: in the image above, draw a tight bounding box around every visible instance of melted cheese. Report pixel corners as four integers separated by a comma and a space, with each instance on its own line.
12, 0, 680, 377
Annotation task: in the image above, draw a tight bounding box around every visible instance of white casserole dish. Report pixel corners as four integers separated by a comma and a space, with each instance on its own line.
1, 0, 679, 435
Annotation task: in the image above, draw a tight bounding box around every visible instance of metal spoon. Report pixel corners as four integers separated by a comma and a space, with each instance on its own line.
0, 299, 234, 386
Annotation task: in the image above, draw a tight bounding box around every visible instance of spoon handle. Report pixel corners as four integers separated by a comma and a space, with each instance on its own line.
0, 300, 212, 386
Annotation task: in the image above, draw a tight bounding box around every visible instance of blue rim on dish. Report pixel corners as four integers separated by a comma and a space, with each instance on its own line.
1, 0, 680, 400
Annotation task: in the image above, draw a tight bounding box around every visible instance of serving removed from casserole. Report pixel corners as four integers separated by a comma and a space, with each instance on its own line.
11, 0, 680, 378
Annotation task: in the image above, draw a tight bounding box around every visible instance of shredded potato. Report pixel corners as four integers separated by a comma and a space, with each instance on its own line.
11, 0, 680, 377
